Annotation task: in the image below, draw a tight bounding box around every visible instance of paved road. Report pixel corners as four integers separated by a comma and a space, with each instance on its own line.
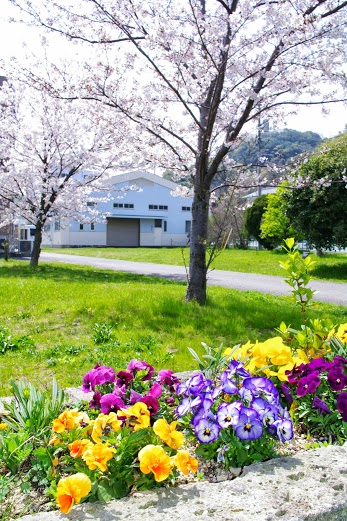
40, 252, 347, 307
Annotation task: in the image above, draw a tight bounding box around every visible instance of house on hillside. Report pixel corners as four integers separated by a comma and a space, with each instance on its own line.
42, 170, 193, 248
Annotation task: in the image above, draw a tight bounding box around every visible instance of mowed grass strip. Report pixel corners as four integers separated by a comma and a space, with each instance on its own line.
43, 247, 347, 282
0, 260, 346, 396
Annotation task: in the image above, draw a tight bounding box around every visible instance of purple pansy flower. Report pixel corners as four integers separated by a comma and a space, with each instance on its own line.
333, 356, 347, 366
140, 395, 159, 415
157, 369, 180, 389
234, 407, 263, 441
312, 396, 332, 415
89, 391, 102, 409
251, 397, 278, 427
227, 360, 251, 378
238, 385, 253, 405
100, 394, 125, 414
216, 402, 241, 428
296, 371, 321, 397
127, 359, 148, 374
273, 418, 294, 443
327, 367, 347, 392
242, 377, 275, 394
194, 418, 220, 444
116, 370, 134, 387
337, 393, 347, 421
220, 370, 238, 394
126, 359, 154, 381
192, 406, 215, 425
281, 383, 293, 406
176, 397, 192, 417
307, 358, 333, 374
286, 363, 307, 384
82, 365, 115, 392
129, 389, 143, 404
147, 382, 162, 398
177, 373, 211, 396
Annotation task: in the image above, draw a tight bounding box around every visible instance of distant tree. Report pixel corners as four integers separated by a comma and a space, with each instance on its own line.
260, 190, 299, 248
230, 129, 323, 168
0, 76, 118, 266
244, 194, 276, 250
284, 134, 347, 252
162, 170, 192, 188
208, 192, 248, 250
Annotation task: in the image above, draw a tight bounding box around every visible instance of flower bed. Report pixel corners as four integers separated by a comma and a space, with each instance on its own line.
0, 320, 346, 518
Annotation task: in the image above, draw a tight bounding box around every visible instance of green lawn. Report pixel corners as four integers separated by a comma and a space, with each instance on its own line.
0, 260, 346, 397
43, 247, 347, 282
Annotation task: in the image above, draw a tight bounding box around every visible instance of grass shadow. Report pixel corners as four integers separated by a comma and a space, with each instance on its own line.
0, 261, 184, 286
312, 263, 347, 282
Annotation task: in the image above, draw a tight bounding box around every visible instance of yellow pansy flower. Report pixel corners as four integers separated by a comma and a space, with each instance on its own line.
52, 409, 86, 433
336, 323, 347, 344
138, 444, 171, 482
153, 418, 184, 450
120, 402, 150, 431
174, 450, 198, 475
68, 439, 93, 459
82, 442, 116, 472
91, 412, 122, 443
56, 473, 91, 514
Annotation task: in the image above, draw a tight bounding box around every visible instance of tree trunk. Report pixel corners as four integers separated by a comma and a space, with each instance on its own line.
185, 189, 210, 304
30, 221, 43, 267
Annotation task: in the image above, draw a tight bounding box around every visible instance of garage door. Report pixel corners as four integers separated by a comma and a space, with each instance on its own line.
106, 218, 140, 247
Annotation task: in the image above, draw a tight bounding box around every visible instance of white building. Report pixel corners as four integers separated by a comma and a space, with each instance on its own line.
42, 170, 193, 248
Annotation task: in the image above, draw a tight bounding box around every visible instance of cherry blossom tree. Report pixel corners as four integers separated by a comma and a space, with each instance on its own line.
0, 74, 124, 266
7, 0, 347, 302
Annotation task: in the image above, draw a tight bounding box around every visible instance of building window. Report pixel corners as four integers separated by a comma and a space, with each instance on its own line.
185, 220, 191, 234
163, 221, 167, 232
54, 220, 60, 231
79, 223, 84, 231
113, 203, 134, 209
154, 219, 162, 228
149, 204, 168, 210
182, 206, 191, 211
30, 228, 36, 237
91, 223, 95, 231
20, 229, 28, 240
87, 201, 97, 207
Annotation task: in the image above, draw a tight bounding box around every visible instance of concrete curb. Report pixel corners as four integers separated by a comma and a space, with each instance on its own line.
17, 443, 347, 521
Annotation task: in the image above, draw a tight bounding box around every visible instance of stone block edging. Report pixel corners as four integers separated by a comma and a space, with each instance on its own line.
17, 443, 347, 521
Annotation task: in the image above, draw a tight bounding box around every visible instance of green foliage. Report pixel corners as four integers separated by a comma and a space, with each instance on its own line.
280, 238, 317, 312
244, 194, 276, 249
0, 325, 35, 355
277, 318, 335, 360
188, 342, 240, 381
93, 322, 115, 344
0, 430, 33, 474
229, 129, 322, 167
3, 379, 65, 436
284, 133, 347, 251
195, 430, 278, 469
260, 191, 299, 247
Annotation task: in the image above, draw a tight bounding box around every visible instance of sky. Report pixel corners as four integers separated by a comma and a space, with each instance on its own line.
1, 2, 347, 139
